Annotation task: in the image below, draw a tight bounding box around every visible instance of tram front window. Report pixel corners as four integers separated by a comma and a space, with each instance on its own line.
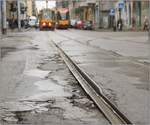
57, 12, 69, 20
42, 11, 54, 20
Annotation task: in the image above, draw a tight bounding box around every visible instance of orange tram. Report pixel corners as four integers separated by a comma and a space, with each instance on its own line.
39, 9, 55, 31
56, 8, 70, 29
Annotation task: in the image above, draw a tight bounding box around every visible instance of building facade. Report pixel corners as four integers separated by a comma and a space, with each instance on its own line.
6, 0, 27, 20
114, 0, 149, 30
67, 0, 149, 30
26, 0, 32, 16
66, 0, 114, 29
26, 0, 37, 17
99, 1, 114, 28
67, 0, 97, 28
0, 1, 2, 36
32, 0, 37, 16
0, 0, 38, 32
6, 0, 36, 20
56, 0, 69, 9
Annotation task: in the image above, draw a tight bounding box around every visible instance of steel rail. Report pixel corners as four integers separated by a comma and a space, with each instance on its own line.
52, 41, 132, 125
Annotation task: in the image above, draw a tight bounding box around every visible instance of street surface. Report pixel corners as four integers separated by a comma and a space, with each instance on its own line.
50, 29, 149, 125
0, 29, 149, 125
0, 31, 109, 125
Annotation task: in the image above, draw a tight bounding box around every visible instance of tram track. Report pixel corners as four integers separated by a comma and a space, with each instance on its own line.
51, 40, 132, 125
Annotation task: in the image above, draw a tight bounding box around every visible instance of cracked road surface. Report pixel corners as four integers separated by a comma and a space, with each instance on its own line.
0, 29, 149, 125
50, 29, 149, 125
0, 31, 109, 125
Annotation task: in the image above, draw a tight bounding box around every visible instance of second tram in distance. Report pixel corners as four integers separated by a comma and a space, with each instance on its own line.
56, 8, 70, 29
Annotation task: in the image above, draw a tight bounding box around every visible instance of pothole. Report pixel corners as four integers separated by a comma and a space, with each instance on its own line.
24, 69, 51, 79
67, 94, 96, 110
0, 99, 59, 124
33, 79, 71, 97
0, 47, 17, 58
1, 106, 64, 124
0, 47, 108, 124
38, 54, 66, 74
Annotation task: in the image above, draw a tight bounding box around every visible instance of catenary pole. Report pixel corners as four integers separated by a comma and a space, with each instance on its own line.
149, 0, 150, 41
98, 0, 100, 28
0, 0, 2, 36
2, 0, 7, 34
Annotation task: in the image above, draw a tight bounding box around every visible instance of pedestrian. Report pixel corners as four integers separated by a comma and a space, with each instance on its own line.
117, 18, 123, 31
132, 17, 136, 31
10, 18, 15, 30
143, 16, 149, 31
113, 18, 116, 32
6, 19, 9, 29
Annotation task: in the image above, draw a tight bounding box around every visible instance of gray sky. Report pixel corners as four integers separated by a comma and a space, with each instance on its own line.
35, 1, 56, 12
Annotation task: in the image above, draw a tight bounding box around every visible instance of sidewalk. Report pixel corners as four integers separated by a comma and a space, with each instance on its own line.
94, 28, 148, 32
0, 28, 32, 38
7, 27, 32, 33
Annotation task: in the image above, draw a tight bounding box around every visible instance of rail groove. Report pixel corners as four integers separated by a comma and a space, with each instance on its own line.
52, 41, 132, 125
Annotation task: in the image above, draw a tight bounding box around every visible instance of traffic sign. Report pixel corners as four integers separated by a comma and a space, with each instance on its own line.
118, 3, 124, 9
110, 9, 115, 15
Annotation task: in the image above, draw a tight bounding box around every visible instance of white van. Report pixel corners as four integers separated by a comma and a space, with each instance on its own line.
28, 16, 37, 27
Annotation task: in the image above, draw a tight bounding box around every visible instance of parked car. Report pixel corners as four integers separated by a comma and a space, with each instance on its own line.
75, 20, 84, 29
28, 16, 37, 27
70, 19, 77, 28
83, 21, 93, 30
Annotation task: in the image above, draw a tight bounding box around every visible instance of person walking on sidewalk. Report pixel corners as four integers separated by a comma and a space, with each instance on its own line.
132, 17, 136, 31
143, 16, 149, 31
113, 18, 116, 32
117, 18, 123, 31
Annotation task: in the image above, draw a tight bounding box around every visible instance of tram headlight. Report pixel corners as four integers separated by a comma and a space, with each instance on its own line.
48, 23, 51, 26
42, 22, 46, 26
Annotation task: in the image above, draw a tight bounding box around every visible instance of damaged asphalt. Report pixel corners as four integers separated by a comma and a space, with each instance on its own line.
0, 31, 109, 125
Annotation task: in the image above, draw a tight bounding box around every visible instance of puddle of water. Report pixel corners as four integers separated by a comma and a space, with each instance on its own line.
24, 69, 51, 78
34, 79, 71, 97
20, 79, 71, 103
